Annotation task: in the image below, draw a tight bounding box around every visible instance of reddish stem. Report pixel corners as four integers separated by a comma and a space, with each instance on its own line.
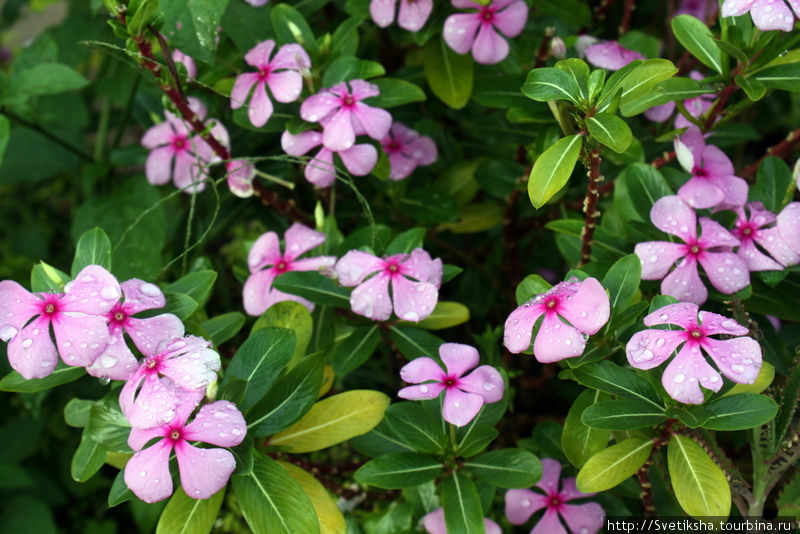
579, 149, 602, 266
619, 0, 636, 35
651, 150, 676, 169
741, 128, 800, 178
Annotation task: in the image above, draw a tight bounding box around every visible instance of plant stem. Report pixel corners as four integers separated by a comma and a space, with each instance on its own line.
579, 148, 602, 266
619, 0, 636, 35
741, 127, 800, 178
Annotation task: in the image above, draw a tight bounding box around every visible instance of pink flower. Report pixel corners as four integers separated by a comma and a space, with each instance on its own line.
777, 202, 800, 255
172, 49, 197, 79
721, 0, 800, 32
443, 0, 529, 65
0, 265, 120, 379
423, 507, 501, 534
584, 41, 645, 70
732, 202, 799, 271
626, 302, 762, 404
300, 80, 392, 151
124, 397, 246, 503
119, 336, 221, 428
635, 196, 749, 305
281, 129, 378, 187
335, 248, 442, 322
503, 277, 610, 363
226, 159, 256, 198
675, 0, 718, 19
231, 40, 310, 128
644, 71, 715, 128
370, 0, 433, 31
380, 123, 437, 180
87, 279, 184, 381
505, 458, 604, 534
243, 223, 337, 315
398, 343, 504, 427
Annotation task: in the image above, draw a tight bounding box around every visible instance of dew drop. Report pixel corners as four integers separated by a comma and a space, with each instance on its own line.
21, 338, 33, 349
0, 325, 18, 341
140, 283, 161, 297
453, 401, 461, 408
101, 286, 120, 300
419, 385, 429, 393
674, 373, 686, 383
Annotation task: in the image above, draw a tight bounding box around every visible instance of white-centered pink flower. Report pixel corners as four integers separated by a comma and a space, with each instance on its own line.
335, 248, 442, 322
584, 40, 645, 70
635, 196, 749, 305
505, 459, 604, 534
281, 129, 378, 187
423, 507, 501, 534
732, 202, 799, 271
226, 159, 257, 198
626, 303, 762, 404
243, 223, 336, 316
380, 123, 437, 180
777, 202, 800, 255
503, 277, 610, 363
398, 343, 504, 427
443, 0, 529, 65
721, 0, 800, 32
0, 265, 120, 379
231, 40, 310, 128
124, 397, 246, 503
370, 0, 433, 31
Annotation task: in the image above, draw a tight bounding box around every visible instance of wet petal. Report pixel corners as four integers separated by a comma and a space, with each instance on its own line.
532, 313, 586, 363
708, 174, 748, 208
370, 0, 396, 27
559, 477, 596, 501
661, 257, 707, 304
248, 231, 282, 272
392, 276, 438, 322
401, 248, 442, 286
662, 344, 722, 404
124, 440, 174, 503
349, 79, 381, 100
281, 130, 322, 157
230, 72, 259, 109
650, 196, 697, 242
145, 146, 175, 185
443, 13, 481, 55
399, 356, 444, 383
159, 347, 221, 391
244, 40, 275, 67
505, 488, 547, 525
777, 202, 800, 254
492, 0, 528, 37
86, 332, 140, 381
442, 387, 483, 427
300, 91, 341, 123
698, 311, 749, 336
738, 239, 784, 271
702, 337, 762, 384
121, 374, 181, 429
7, 317, 58, 379
536, 458, 562, 494
304, 147, 337, 187
0, 280, 40, 339
243, 270, 279, 317
557, 277, 609, 335
471, 23, 510, 64
678, 176, 726, 210
284, 223, 326, 260
126, 314, 185, 357
439, 342, 479, 377
350, 272, 393, 321
585, 41, 644, 70
751, 0, 795, 31
322, 108, 356, 151
626, 328, 686, 369
351, 104, 393, 142
142, 121, 176, 149
721, 0, 756, 17
61, 265, 121, 315
121, 279, 166, 315
755, 226, 800, 267
248, 81, 274, 128
53, 314, 109, 367
339, 143, 378, 176
270, 43, 311, 70
266, 70, 303, 103
644, 101, 675, 122
405, 135, 437, 166
698, 251, 749, 295
397, 0, 433, 31
561, 502, 605, 534
503, 303, 545, 353
335, 250, 384, 286
531, 508, 569, 534
643, 302, 698, 329
128, 426, 166, 452
398, 382, 446, 401
459, 365, 504, 403
700, 217, 740, 248
176, 443, 237, 500
183, 401, 247, 447
635, 241, 687, 280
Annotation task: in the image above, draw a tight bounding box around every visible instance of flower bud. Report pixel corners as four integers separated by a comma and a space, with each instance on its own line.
550, 36, 566, 59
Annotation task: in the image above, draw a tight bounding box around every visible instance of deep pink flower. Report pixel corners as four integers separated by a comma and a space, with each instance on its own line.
505, 458, 604, 534
626, 303, 762, 404
443, 0, 528, 65
503, 277, 610, 363
398, 343, 504, 427
380, 123, 437, 180
124, 397, 246, 503
0, 265, 119, 379
778, 202, 800, 255
87, 279, 184, 381
732, 202, 799, 271
119, 336, 221, 428
584, 40, 645, 70
370, 0, 433, 31
335, 248, 442, 322
226, 159, 256, 198
300, 80, 392, 151
721, 0, 800, 32
423, 507, 501, 534
243, 223, 336, 315
281, 129, 378, 187
676, 0, 718, 19
172, 49, 197, 79
231, 40, 310, 128
635, 196, 749, 304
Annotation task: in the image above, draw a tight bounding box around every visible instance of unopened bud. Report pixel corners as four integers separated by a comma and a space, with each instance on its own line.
550, 36, 566, 59
206, 381, 218, 401
793, 158, 799, 189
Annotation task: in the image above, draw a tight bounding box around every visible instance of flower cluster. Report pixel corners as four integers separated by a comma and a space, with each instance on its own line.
444, 0, 529, 64
721, 0, 800, 32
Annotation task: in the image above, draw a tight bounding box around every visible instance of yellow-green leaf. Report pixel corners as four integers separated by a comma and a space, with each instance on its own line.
668, 434, 731, 519
527, 134, 582, 209
407, 302, 470, 330
576, 437, 652, 492
155, 487, 225, 534
278, 462, 346, 534
723, 362, 774, 397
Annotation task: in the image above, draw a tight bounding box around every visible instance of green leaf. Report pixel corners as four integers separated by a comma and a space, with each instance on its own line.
233, 453, 320, 534
753, 63, 800, 91
251, 300, 312, 367
355, 452, 442, 489
618, 59, 678, 106
413, 302, 470, 330
571, 361, 663, 410
321, 56, 385, 87
200, 312, 245, 346
582, 399, 665, 430
160, 0, 230, 63
277, 462, 347, 534
64, 398, 95, 428
388, 326, 443, 359
424, 36, 473, 109
398, 190, 458, 224
735, 74, 767, 101
666, 406, 712, 428
515, 274, 553, 305
166, 270, 217, 308
576, 438, 653, 492
159, 292, 198, 321
597, 60, 643, 111
30, 261, 69, 292
385, 228, 426, 255
333, 325, 380, 374
750, 156, 794, 211
456, 426, 499, 458
108, 470, 134, 507
671, 15, 724, 74
86, 398, 132, 453
668, 434, 731, 518
521, 68, 580, 104
7, 64, 88, 99
155, 487, 225, 534
527, 134, 582, 209
724, 361, 774, 397
555, 59, 590, 101
562, 389, 611, 467
587, 113, 633, 153
620, 76, 709, 116
384, 402, 448, 454
440, 472, 484, 534
71, 227, 112, 277
0, 115, 9, 166
464, 449, 542, 489
71, 434, 107, 482
603, 254, 642, 316
272, 271, 350, 308
619, 163, 673, 220
701, 394, 778, 431
366, 78, 426, 108
531, 0, 591, 26
2, 358, 83, 391
269, 3, 319, 56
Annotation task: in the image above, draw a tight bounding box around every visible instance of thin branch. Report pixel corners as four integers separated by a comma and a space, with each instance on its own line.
619, 0, 636, 35
579, 148, 602, 266
741, 127, 800, 178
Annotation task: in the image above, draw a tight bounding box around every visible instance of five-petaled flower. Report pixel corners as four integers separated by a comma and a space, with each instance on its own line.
503, 277, 610, 363
626, 302, 762, 404
226, 159, 257, 198
398, 343, 504, 427
370, 0, 433, 32
584, 40, 645, 70
423, 507, 501, 534
732, 202, 799, 271
721, 0, 800, 32
443, 0, 529, 65
634, 195, 749, 305
380, 123, 438, 180
281, 129, 378, 187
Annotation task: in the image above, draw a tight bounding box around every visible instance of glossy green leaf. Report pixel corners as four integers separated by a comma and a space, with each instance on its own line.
753, 63, 800, 91
321, 56, 385, 87
7, 63, 89, 99
161, 0, 230, 63
576, 438, 653, 492
414, 302, 470, 330
424, 36, 473, 109
619, 59, 678, 106
521, 68, 580, 104
64, 398, 94, 428
199, 312, 245, 347
440, 472, 484, 534
155, 487, 225, 534
735, 74, 767, 101
571, 361, 663, 410
252, 301, 312, 367
384, 402, 448, 454
367, 78, 426, 108
270, 3, 319, 56
71, 434, 107, 482
562, 389, 611, 467
354, 452, 442, 489
388, 326, 443, 359
86, 398, 132, 453
273, 271, 350, 308
603, 254, 642, 315
701, 393, 778, 431
464, 449, 542, 489
671, 15, 724, 73
587, 113, 633, 153
582, 399, 665, 430
166, 270, 217, 308
620, 76, 709, 116
527, 134, 582, 209
71, 228, 112, 276
333, 325, 380, 374
668, 434, 731, 518
0, 365, 85, 393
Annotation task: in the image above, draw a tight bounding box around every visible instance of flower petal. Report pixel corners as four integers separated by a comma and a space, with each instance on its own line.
778, 202, 800, 254
661, 257, 707, 305
750, 0, 795, 31
401, 249, 442, 286
248, 232, 282, 272
183, 401, 247, 447
626, 328, 686, 369
643, 302, 698, 328
7, 317, 58, 379
503, 303, 545, 353
559, 477, 596, 500
230, 72, 259, 109
636, 241, 687, 280
120, 374, 181, 429
86, 332, 140, 380
443, 13, 481, 55
678, 176, 726, 210
721, 0, 756, 17
305, 147, 337, 187
399, 356, 445, 383
442, 387, 484, 427
557, 277, 609, 335
755, 227, 800, 267
531, 508, 569, 534
244, 40, 275, 67
398, 382, 446, 400
351, 104, 393, 142
561, 502, 605, 534
505, 488, 548, 525
160, 347, 221, 392
270, 43, 311, 70
126, 314, 185, 357
370, 0, 397, 27
61, 265, 121, 315
176, 443, 237, 500
492, 0, 528, 37
388, 152, 417, 180
698, 251, 749, 295
392, 276, 438, 322
53, 314, 109, 367
397, 0, 433, 31
471, 23, 510, 64
644, 101, 675, 122
405, 135, 438, 166
120, 279, 166, 315
698, 311, 749, 336
335, 250, 385, 286
339, 143, 378, 176
532, 314, 586, 363
248, 81, 274, 128
321, 108, 356, 151
281, 130, 323, 157
128, 426, 166, 452
124, 439, 174, 503
350, 272, 393, 321
300, 91, 341, 123
142, 121, 175, 149
0, 280, 40, 339
536, 458, 562, 493
650, 196, 697, 242
266, 70, 303, 103
439, 343, 479, 377
738, 239, 785, 271
662, 344, 722, 404
284, 223, 326, 260
459, 365, 504, 403
585, 41, 643, 70
702, 337, 762, 384
699, 218, 740, 249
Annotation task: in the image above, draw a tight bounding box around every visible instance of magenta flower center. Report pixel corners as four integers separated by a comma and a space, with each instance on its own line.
171, 135, 188, 152
441, 375, 459, 388
544, 297, 559, 312
342, 94, 356, 108
687, 327, 704, 341
479, 6, 496, 22
275, 259, 290, 273
692, 165, 709, 178
41, 296, 60, 317
108, 304, 128, 326
144, 358, 160, 371
384, 260, 402, 276
549, 494, 564, 509
734, 221, 757, 241
384, 139, 402, 153
257, 65, 272, 82
685, 239, 705, 258
168, 428, 183, 442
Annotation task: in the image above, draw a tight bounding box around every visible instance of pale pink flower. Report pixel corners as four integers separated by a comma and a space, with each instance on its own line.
584, 41, 645, 70
172, 49, 197, 79
506, 459, 604, 534
423, 507, 501, 534
243, 223, 337, 315
777, 202, 800, 255
124, 397, 246, 503
674, 127, 748, 209
335, 248, 442, 322
635, 196, 749, 305
231, 40, 310, 128
732, 202, 799, 271
87, 279, 184, 381
300, 80, 393, 151
443, 0, 529, 65
644, 71, 715, 128
281, 129, 378, 187
398, 343, 504, 427
380, 123, 437, 180
503, 277, 610, 363
370, 0, 433, 31
550, 36, 567, 59
226, 159, 256, 198
721, 0, 800, 32
626, 303, 762, 404
0, 265, 120, 379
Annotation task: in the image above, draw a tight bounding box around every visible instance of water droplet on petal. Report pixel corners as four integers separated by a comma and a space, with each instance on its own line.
140, 283, 161, 297
101, 286, 120, 300
21, 338, 33, 349
0, 325, 18, 341
674, 373, 686, 383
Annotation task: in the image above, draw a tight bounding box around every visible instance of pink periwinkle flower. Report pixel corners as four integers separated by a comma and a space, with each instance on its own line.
635, 196, 749, 305
674, 127, 747, 209
732, 202, 799, 271
777, 202, 800, 255
226, 159, 256, 198
300, 80, 392, 151
423, 507, 501, 534
626, 302, 762, 404
231, 40, 310, 128
398, 343, 504, 427
120, 336, 221, 428
335, 248, 442, 322
87, 279, 184, 381
172, 49, 197, 79
506, 458, 604, 534
443, 0, 529, 65
503, 277, 610, 363
124, 396, 246, 503
0, 265, 120, 379
675, 0, 718, 20
243, 223, 337, 316
381, 123, 437, 180
281, 129, 378, 187
584, 41, 645, 70
370, 0, 433, 31
644, 71, 714, 127
721, 0, 800, 32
